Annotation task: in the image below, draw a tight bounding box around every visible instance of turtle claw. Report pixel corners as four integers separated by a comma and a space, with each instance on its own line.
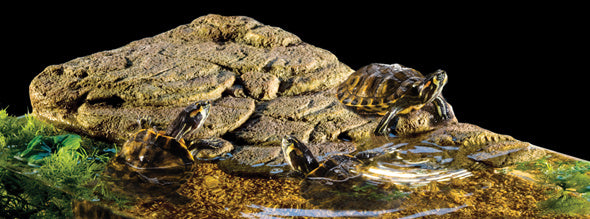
137, 116, 153, 130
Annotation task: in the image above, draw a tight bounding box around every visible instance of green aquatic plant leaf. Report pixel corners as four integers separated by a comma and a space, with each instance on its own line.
14, 134, 82, 167
14, 136, 52, 166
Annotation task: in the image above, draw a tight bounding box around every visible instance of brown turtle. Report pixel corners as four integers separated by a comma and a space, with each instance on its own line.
337, 63, 453, 135
105, 101, 210, 191
281, 135, 363, 183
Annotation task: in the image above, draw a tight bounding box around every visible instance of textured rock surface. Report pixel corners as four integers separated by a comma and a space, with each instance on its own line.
232, 91, 369, 145
29, 14, 354, 143
29, 14, 543, 173
240, 72, 280, 100
425, 123, 546, 168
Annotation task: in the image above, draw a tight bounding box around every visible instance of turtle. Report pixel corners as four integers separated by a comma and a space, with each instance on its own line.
281, 135, 363, 183
280, 135, 410, 210
105, 100, 210, 192
336, 63, 453, 135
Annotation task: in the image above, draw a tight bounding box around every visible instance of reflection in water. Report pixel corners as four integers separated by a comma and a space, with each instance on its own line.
397, 204, 469, 219
356, 136, 474, 187
364, 164, 472, 186
279, 136, 478, 214
407, 145, 443, 154
243, 204, 469, 218
243, 204, 401, 218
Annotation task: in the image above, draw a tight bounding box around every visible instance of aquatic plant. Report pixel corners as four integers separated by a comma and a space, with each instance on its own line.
37, 140, 106, 189
540, 160, 590, 193
0, 109, 57, 149
516, 155, 590, 216
1, 168, 73, 218
539, 162, 590, 216
538, 190, 590, 216
14, 134, 82, 167
0, 109, 121, 217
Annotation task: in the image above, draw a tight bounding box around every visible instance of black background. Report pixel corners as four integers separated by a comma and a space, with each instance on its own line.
3, 3, 588, 160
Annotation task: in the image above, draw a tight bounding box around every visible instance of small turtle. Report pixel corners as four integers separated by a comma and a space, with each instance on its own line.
281, 135, 363, 183
105, 101, 210, 188
337, 63, 453, 135
281, 135, 409, 210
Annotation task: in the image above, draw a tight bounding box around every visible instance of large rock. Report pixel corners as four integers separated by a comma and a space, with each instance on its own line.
29, 14, 354, 143
232, 91, 369, 145
427, 123, 546, 168
29, 14, 544, 173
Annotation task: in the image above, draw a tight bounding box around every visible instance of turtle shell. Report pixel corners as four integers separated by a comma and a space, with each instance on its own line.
105, 128, 195, 186
306, 154, 363, 183
337, 63, 425, 115
104, 101, 210, 197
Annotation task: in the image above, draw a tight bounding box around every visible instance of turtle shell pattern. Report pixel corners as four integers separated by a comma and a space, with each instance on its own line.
337, 63, 425, 115
106, 128, 194, 185
307, 154, 363, 182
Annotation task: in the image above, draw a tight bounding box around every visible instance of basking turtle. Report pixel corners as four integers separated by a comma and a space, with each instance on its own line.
105, 101, 210, 191
337, 63, 453, 135
281, 135, 363, 183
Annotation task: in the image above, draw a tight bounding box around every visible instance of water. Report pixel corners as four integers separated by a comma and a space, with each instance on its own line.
2, 133, 590, 218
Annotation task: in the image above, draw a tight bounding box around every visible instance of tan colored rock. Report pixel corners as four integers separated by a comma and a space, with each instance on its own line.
192, 96, 255, 139
233, 91, 370, 145
233, 115, 315, 145
425, 123, 545, 168
29, 14, 354, 143
240, 72, 280, 100
29, 14, 544, 173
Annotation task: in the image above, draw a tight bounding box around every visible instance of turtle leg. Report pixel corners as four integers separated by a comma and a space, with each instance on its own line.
374, 107, 401, 136
432, 95, 452, 121
189, 138, 234, 160
137, 116, 153, 130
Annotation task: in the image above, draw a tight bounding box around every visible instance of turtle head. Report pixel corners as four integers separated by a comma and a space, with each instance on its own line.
419, 69, 447, 103
401, 69, 447, 106
374, 70, 447, 135
166, 100, 211, 140
281, 135, 319, 174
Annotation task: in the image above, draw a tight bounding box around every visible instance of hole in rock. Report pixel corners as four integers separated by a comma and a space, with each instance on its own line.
337, 132, 352, 142
87, 95, 125, 107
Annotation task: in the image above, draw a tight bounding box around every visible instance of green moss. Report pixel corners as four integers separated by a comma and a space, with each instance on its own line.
516, 155, 590, 216
37, 142, 102, 189
543, 161, 590, 194
0, 109, 123, 217
539, 192, 590, 216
